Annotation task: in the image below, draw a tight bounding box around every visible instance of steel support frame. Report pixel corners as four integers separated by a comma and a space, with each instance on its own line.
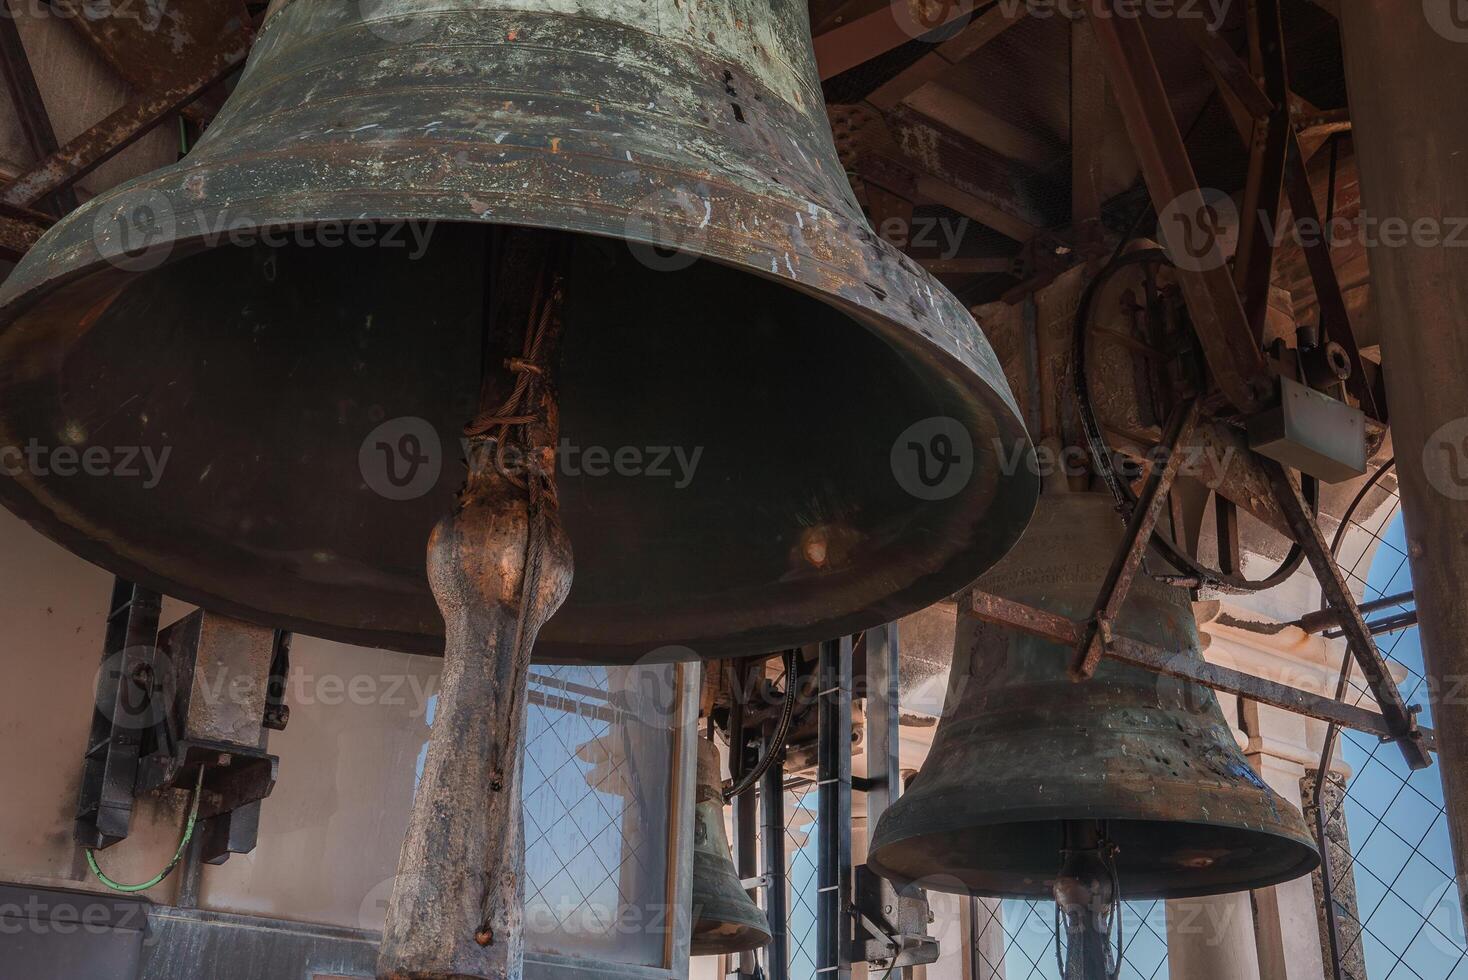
1179, 7, 1378, 419
816, 636, 853, 980
0, 0, 77, 216
1075, 6, 1426, 770
0, 39, 248, 209
75, 578, 163, 849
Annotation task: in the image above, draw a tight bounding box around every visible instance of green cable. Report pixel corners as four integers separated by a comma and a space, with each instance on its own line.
85, 766, 205, 894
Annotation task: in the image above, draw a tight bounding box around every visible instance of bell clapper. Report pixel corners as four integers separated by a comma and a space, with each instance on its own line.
1053, 820, 1122, 980
378, 232, 575, 980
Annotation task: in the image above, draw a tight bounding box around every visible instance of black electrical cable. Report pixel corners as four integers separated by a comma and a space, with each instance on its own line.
724, 649, 799, 803
1072, 246, 1312, 593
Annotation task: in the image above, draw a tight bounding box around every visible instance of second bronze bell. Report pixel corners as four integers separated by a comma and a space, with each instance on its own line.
869, 490, 1320, 900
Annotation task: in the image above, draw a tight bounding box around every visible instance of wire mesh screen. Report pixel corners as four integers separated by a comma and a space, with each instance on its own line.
1324, 498, 1466, 980
783, 779, 822, 978
972, 899, 1169, 980
520, 664, 678, 968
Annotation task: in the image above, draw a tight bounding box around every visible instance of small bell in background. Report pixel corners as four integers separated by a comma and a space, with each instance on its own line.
690, 738, 772, 957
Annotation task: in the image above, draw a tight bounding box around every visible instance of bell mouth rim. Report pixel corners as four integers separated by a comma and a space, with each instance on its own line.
0, 161, 1023, 417
689, 926, 776, 958
867, 814, 1321, 902
0, 194, 1039, 663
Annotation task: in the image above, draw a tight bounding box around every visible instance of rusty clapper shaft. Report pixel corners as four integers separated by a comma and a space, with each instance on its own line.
379, 234, 573, 979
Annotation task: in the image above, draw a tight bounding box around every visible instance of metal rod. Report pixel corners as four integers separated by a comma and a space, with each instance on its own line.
761, 736, 789, 980
732, 659, 761, 980
1297, 589, 1415, 633
1314, 647, 1352, 980
817, 636, 853, 980
864, 622, 904, 974
1323, 610, 1418, 640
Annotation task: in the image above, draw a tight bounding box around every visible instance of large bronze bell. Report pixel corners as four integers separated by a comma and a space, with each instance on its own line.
868, 490, 1319, 900
0, 0, 1036, 664
690, 739, 772, 956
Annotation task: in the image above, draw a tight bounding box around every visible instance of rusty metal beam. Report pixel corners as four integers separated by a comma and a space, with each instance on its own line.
52, 0, 252, 127
968, 590, 1436, 750
1085, 1, 1272, 415
0, 0, 77, 215
1263, 459, 1432, 769
0, 39, 247, 209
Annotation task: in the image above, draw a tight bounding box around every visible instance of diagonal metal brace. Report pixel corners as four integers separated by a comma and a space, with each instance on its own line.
1262, 459, 1432, 769
971, 590, 1436, 752
1072, 399, 1200, 680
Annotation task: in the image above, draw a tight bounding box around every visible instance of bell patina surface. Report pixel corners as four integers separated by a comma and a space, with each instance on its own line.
690, 739, 772, 956
868, 491, 1320, 900
0, 0, 1035, 664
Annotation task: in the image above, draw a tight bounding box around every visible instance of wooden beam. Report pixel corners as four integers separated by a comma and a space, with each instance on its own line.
814, 0, 975, 80
1069, 19, 1106, 228
866, 3, 1027, 107
914, 174, 1041, 243
903, 84, 1058, 167
916, 255, 1014, 275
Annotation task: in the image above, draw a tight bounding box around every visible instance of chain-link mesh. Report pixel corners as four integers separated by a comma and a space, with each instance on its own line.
1321, 492, 1466, 980
783, 778, 822, 979
520, 665, 675, 966
974, 899, 1168, 980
